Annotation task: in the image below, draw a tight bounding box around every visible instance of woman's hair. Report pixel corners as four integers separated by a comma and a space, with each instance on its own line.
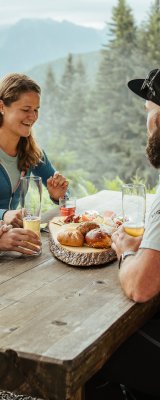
0, 73, 43, 172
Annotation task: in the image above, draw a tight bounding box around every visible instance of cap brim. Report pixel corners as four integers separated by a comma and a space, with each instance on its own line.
128, 79, 148, 101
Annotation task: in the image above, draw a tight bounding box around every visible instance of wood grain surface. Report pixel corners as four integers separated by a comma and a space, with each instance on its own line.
0, 190, 159, 400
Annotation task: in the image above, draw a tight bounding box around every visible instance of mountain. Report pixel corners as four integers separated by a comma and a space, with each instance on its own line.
0, 25, 11, 47
27, 50, 102, 86
0, 18, 106, 75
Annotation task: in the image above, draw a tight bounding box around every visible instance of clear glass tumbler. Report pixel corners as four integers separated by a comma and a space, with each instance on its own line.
59, 196, 76, 217
122, 183, 146, 237
20, 176, 42, 254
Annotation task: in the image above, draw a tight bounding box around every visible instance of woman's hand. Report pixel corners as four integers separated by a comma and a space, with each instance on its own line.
47, 171, 69, 201
0, 221, 12, 237
3, 210, 23, 227
111, 225, 142, 259
0, 228, 41, 254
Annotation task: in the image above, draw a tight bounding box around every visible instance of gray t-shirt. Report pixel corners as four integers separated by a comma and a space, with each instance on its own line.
0, 148, 20, 191
140, 188, 160, 251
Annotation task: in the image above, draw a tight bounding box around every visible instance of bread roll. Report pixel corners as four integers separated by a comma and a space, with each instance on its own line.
57, 228, 84, 247
77, 221, 100, 236
85, 228, 112, 248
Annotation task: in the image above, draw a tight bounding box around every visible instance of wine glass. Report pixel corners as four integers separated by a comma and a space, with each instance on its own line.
122, 183, 146, 237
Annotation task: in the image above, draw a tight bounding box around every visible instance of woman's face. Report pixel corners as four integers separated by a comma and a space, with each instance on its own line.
1, 91, 40, 139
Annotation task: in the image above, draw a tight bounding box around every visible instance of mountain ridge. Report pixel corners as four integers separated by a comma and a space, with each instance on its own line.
27, 50, 102, 86
0, 18, 107, 75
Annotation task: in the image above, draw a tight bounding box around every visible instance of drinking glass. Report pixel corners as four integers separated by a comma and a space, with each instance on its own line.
59, 196, 76, 217
122, 183, 146, 237
20, 176, 42, 254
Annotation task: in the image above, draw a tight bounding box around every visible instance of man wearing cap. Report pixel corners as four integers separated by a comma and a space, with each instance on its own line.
85, 69, 160, 400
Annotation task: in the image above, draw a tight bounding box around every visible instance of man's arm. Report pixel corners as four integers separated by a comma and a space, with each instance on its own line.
119, 248, 160, 303
111, 226, 160, 303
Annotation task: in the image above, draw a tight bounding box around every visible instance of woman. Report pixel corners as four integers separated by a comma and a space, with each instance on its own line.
0, 73, 69, 227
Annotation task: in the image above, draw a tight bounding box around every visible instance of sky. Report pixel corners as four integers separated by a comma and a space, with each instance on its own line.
0, 0, 154, 29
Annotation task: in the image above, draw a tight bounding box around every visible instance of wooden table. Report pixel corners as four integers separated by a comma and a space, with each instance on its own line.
0, 190, 159, 400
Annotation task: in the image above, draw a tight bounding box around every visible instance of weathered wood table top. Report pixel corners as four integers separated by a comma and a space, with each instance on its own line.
0, 190, 159, 400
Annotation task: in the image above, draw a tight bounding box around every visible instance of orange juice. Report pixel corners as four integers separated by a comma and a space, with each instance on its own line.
60, 206, 76, 217
124, 223, 144, 237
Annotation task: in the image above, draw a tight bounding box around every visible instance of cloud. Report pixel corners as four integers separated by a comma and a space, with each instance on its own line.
0, 0, 153, 28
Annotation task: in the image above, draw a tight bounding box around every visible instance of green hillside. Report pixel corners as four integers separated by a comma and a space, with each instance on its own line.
27, 50, 102, 87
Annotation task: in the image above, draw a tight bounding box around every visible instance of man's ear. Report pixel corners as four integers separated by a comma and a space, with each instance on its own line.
155, 111, 160, 128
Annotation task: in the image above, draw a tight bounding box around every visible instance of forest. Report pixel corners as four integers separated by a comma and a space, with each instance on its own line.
36, 0, 160, 201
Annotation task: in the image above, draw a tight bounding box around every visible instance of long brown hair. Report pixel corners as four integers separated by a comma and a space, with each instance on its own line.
0, 73, 43, 172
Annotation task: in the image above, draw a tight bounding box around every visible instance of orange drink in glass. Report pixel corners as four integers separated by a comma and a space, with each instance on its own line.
122, 184, 146, 237
59, 197, 76, 217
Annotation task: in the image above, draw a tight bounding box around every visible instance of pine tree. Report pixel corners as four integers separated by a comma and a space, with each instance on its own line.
38, 65, 60, 146
138, 0, 160, 65
59, 54, 89, 152
60, 53, 75, 98
81, 0, 138, 185
109, 0, 136, 51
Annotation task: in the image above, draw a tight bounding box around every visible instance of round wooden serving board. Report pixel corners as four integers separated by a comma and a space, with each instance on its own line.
49, 221, 117, 267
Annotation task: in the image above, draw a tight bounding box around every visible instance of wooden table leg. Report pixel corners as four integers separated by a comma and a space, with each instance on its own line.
70, 386, 85, 400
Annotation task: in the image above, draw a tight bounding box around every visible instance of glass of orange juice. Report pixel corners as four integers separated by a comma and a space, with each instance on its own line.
20, 176, 42, 254
122, 183, 146, 237
59, 196, 76, 217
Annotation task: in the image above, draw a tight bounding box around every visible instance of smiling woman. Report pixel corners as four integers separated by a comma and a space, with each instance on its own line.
1, 91, 40, 155
0, 73, 69, 229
